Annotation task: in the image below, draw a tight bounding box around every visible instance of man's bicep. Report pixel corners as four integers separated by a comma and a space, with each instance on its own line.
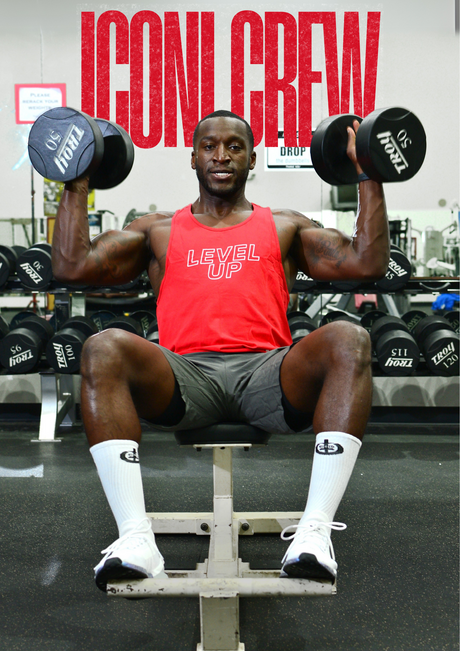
298, 227, 355, 280
85, 228, 150, 284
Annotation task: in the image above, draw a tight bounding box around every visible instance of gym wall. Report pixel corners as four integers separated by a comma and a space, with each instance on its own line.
0, 0, 458, 233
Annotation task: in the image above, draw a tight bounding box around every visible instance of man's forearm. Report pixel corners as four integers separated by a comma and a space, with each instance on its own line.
352, 179, 390, 279
51, 177, 92, 282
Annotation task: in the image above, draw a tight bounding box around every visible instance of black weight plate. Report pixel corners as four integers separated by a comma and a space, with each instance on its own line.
413, 315, 454, 346
401, 310, 427, 333
422, 330, 459, 377
90, 119, 135, 190
320, 310, 355, 326
356, 107, 426, 183
360, 310, 386, 332
60, 315, 98, 338
20, 316, 55, 343
0, 315, 9, 339
0, 329, 42, 373
292, 271, 317, 292
331, 280, 361, 292
11, 245, 27, 258
30, 242, 52, 253
28, 107, 104, 183
10, 310, 36, 330
376, 249, 411, 291
90, 310, 117, 331
146, 329, 159, 344
370, 315, 409, 343
310, 114, 363, 185
443, 310, 459, 334
46, 329, 86, 374
0, 252, 10, 287
0, 245, 18, 275
17, 247, 53, 290
129, 311, 157, 337
105, 316, 143, 337
375, 329, 419, 376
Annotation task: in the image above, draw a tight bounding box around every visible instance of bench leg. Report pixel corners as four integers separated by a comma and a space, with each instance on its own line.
198, 591, 244, 651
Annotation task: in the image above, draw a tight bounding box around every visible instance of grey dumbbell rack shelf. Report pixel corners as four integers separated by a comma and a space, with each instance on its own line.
0, 277, 458, 441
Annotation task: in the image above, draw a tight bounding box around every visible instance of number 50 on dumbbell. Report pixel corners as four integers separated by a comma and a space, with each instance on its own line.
310, 107, 426, 185
28, 107, 134, 189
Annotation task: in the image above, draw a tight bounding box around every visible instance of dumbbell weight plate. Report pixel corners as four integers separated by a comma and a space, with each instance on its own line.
0, 252, 11, 288
90, 310, 117, 331
360, 310, 386, 332
288, 314, 317, 343
0, 315, 54, 373
413, 315, 454, 347
375, 247, 411, 292
129, 311, 157, 338
356, 107, 426, 183
421, 330, 459, 377
320, 310, 356, 326
90, 119, 135, 190
401, 310, 427, 333
105, 315, 144, 337
310, 114, 363, 185
46, 316, 98, 374
370, 315, 409, 344
28, 107, 104, 183
292, 270, 317, 292
17, 245, 53, 290
374, 329, 420, 376
443, 310, 459, 334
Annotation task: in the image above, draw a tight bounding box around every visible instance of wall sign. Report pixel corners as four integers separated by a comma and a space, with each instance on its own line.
15, 83, 66, 124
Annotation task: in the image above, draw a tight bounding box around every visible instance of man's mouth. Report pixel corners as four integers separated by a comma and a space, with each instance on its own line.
210, 170, 233, 180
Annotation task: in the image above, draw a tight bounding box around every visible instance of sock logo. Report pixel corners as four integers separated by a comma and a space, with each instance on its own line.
120, 448, 140, 463
316, 439, 344, 455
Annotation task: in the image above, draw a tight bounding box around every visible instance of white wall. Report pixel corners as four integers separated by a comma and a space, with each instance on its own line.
0, 0, 458, 246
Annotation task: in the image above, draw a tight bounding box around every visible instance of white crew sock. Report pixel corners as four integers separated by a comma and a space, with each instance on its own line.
299, 431, 362, 528
90, 439, 148, 538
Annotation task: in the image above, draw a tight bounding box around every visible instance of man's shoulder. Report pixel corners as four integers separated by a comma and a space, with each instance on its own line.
124, 210, 176, 232
270, 208, 322, 229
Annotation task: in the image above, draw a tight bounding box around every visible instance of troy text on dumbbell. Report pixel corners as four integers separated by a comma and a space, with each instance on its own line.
46, 123, 85, 176
375, 129, 411, 176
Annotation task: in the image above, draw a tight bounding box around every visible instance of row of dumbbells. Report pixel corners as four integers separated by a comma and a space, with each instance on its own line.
287, 309, 459, 377
0, 243, 146, 292
0, 310, 159, 375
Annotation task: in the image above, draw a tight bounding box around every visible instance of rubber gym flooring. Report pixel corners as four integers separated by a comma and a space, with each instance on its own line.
0, 420, 458, 651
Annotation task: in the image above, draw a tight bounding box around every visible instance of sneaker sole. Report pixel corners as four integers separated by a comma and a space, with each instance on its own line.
281, 552, 336, 583
95, 557, 150, 592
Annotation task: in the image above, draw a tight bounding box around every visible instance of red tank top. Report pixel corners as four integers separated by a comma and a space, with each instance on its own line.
156, 204, 292, 354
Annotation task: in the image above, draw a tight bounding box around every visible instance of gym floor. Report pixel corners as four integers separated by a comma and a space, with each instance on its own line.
0, 420, 458, 651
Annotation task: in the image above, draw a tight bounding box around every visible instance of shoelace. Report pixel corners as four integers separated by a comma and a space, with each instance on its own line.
280, 520, 347, 558
99, 517, 153, 557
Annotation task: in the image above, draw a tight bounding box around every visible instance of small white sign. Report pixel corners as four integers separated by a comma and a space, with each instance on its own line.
265, 131, 313, 171
15, 84, 66, 124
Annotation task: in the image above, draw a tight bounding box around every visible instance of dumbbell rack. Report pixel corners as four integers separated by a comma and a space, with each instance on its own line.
0, 277, 458, 441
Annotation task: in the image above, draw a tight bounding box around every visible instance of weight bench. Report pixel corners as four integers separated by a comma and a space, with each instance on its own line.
107, 422, 336, 651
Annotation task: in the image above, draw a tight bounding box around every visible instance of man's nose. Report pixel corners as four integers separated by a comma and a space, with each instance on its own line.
213, 144, 230, 161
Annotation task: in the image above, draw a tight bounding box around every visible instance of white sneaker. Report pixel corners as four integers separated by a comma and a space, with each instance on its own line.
94, 518, 167, 591
280, 521, 347, 583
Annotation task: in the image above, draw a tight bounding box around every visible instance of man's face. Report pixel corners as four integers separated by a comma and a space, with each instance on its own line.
191, 117, 256, 198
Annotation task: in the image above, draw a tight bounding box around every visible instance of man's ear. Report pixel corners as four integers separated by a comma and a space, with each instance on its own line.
249, 150, 256, 170
191, 150, 196, 170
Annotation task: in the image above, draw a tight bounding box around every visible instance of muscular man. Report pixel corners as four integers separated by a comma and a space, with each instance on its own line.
52, 110, 389, 591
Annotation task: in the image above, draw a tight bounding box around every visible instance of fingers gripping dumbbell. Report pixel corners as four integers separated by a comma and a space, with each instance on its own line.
28, 107, 134, 189
370, 316, 420, 376
0, 315, 54, 374
311, 107, 426, 185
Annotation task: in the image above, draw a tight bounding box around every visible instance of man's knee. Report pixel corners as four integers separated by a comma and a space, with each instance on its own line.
324, 320, 372, 370
80, 328, 140, 378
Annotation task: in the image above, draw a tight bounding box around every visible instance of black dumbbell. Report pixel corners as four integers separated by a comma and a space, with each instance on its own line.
287, 311, 317, 343
413, 316, 459, 377
0, 316, 9, 341
0, 245, 24, 288
401, 310, 428, 334
16, 242, 53, 291
129, 311, 157, 337
146, 320, 159, 344
105, 315, 144, 337
443, 310, 459, 334
370, 316, 420, 375
320, 310, 357, 326
28, 107, 134, 190
360, 309, 386, 333
0, 315, 54, 373
311, 107, 426, 185
375, 245, 411, 292
292, 270, 317, 292
89, 310, 117, 331
46, 316, 98, 374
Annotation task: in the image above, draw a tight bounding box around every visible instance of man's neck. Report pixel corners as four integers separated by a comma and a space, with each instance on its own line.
191, 189, 252, 221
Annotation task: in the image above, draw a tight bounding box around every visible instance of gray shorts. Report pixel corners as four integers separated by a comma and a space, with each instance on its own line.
152, 344, 310, 435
